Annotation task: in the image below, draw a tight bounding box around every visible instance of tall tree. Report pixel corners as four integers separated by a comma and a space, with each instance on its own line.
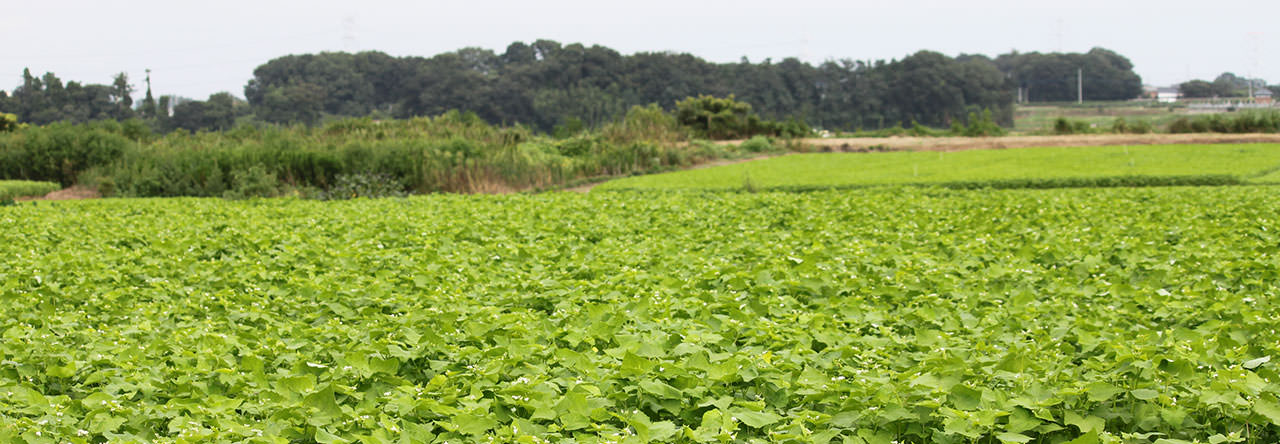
141, 69, 158, 119
110, 72, 134, 120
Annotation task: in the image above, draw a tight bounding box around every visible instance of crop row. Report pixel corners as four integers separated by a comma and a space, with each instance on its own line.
1, 188, 1278, 443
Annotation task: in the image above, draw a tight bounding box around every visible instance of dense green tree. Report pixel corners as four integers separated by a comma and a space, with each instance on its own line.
110, 73, 134, 120
994, 48, 1141, 102
242, 41, 1023, 131
675, 95, 756, 139
2, 69, 120, 125
8, 42, 1150, 133
170, 92, 244, 132
140, 69, 157, 119
1176, 73, 1270, 99
1210, 72, 1259, 97
1179, 80, 1216, 98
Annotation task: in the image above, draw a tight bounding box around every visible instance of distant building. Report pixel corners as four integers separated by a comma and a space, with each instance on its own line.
1142, 85, 1159, 100
1156, 87, 1180, 103
1255, 87, 1274, 104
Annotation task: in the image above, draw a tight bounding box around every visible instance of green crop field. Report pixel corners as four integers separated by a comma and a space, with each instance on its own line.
597, 144, 1280, 191
0, 181, 59, 200
2, 188, 1279, 443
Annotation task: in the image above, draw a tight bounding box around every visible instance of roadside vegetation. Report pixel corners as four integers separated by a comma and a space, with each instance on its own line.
0, 99, 809, 198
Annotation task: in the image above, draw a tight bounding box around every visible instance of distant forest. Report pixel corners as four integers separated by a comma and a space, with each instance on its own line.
1, 41, 1148, 132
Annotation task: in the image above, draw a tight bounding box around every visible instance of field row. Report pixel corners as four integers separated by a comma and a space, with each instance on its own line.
1, 188, 1278, 442
598, 144, 1280, 191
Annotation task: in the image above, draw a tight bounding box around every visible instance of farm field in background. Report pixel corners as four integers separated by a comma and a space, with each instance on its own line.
1012, 103, 1189, 134
598, 143, 1280, 191
2, 188, 1279, 443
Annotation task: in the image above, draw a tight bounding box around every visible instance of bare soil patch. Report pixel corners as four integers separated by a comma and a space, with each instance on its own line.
16, 185, 101, 201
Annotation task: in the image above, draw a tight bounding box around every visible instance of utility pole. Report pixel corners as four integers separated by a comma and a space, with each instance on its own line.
1077, 68, 1083, 104
1249, 32, 1262, 102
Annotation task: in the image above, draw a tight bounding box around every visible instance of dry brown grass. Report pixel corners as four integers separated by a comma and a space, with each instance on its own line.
15, 185, 101, 201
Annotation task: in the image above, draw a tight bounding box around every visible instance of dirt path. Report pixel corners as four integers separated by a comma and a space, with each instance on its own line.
790, 133, 1280, 152
16, 185, 100, 201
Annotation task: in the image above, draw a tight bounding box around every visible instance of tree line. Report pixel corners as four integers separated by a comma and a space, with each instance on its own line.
992, 48, 1144, 102
1, 41, 1153, 132
0, 69, 252, 132
1178, 72, 1280, 99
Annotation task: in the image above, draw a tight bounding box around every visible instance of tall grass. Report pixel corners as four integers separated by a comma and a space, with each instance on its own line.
0, 108, 728, 197
0, 180, 61, 200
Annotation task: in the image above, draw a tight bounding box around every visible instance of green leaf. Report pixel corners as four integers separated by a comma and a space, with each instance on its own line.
1005, 408, 1041, 434
621, 351, 657, 376
1130, 389, 1160, 400
647, 421, 678, 442
728, 408, 782, 428
1064, 411, 1105, 434
303, 385, 345, 423
1254, 397, 1280, 425
997, 432, 1033, 443
46, 362, 77, 378
398, 421, 434, 444
1065, 431, 1099, 444
453, 412, 499, 436
1085, 382, 1123, 402
1243, 355, 1270, 369
315, 428, 351, 444
639, 379, 684, 399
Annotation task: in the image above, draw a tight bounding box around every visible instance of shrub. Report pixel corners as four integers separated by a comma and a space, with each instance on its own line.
1167, 111, 1280, 134
0, 113, 21, 133
1111, 117, 1129, 134
1052, 117, 1092, 135
1168, 117, 1194, 134
739, 136, 776, 153
675, 95, 812, 140
222, 165, 279, 199
0, 122, 130, 186
962, 109, 1006, 137
319, 173, 406, 200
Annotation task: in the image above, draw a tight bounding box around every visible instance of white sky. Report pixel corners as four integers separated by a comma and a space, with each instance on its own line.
2, 0, 1277, 100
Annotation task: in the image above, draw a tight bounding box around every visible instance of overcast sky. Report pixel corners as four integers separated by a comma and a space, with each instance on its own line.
2, 0, 1277, 99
